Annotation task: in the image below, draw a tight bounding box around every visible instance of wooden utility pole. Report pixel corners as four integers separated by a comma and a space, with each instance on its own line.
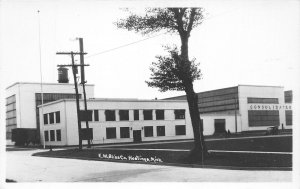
78, 38, 91, 148
56, 51, 89, 150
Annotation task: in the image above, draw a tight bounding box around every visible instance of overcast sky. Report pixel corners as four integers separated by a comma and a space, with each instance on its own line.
1, 0, 299, 101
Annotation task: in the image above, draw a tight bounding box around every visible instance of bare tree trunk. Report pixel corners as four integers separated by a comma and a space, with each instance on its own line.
185, 81, 208, 159
180, 32, 208, 160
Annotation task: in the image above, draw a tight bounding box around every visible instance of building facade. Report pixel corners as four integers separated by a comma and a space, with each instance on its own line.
38, 99, 192, 146
5, 82, 95, 139
6, 82, 292, 146
166, 85, 293, 135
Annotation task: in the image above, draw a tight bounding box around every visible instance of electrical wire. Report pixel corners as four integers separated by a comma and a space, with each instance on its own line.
86, 32, 168, 59
84, 8, 239, 59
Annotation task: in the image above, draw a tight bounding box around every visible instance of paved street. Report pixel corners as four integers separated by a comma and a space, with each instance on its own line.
6, 148, 292, 182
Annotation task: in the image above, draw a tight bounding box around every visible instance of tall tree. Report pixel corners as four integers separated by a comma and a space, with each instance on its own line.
116, 8, 208, 160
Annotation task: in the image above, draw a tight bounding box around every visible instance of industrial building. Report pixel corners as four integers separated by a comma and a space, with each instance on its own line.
5, 82, 94, 140
38, 98, 192, 146
166, 85, 293, 134
6, 78, 293, 146
37, 85, 293, 146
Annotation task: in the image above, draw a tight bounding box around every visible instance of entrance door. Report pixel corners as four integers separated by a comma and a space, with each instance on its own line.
133, 130, 142, 143
214, 119, 226, 133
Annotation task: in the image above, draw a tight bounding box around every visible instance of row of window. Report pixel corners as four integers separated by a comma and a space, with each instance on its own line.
6, 95, 17, 127
44, 130, 61, 141
92, 109, 186, 122
247, 97, 279, 104
106, 125, 186, 139
44, 111, 60, 125
248, 110, 293, 127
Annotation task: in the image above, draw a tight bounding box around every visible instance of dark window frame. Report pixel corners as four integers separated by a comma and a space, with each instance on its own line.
156, 110, 165, 120
175, 110, 185, 119
44, 131, 49, 141
120, 127, 130, 138
50, 130, 55, 141
247, 97, 279, 104
144, 126, 153, 137
119, 110, 129, 121
105, 110, 116, 121
55, 111, 60, 123
49, 113, 54, 124
175, 125, 186, 136
285, 110, 293, 126
248, 110, 280, 127
94, 110, 99, 121
143, 110, 153, 120
106, 127, 117, 139
43, 114, 48, 125
56, 130, 61, 141
157, 126, 165, 137
134, 110, 139, 121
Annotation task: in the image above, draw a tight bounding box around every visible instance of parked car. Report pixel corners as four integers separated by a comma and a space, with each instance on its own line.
265, 126, 279, 135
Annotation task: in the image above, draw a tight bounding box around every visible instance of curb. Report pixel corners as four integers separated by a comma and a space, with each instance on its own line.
32, 153, 292, 171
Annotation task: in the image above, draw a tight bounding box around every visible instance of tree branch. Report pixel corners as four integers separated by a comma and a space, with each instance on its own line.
187, 8, 196, 33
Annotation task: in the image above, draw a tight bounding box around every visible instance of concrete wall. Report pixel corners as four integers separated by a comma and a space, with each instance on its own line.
238, 85, 292, 131
39, 99, 193, 146
201, 111, 241, 135
39, 101, 67, 146
5, 82, 94, 131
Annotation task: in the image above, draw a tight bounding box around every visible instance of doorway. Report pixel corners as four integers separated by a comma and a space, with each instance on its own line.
133, 130, 142, 142
214, 119, 226, 134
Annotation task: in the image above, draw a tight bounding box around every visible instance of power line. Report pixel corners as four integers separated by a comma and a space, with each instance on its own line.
86, 32, 168, 59
85, 8, 239, 59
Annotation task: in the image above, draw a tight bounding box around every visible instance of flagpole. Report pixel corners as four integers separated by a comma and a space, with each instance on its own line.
38, 10, 45, 149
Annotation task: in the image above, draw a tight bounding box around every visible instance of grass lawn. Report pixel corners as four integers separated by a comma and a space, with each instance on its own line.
113, 135, 292, 152
32, 135, 292, 170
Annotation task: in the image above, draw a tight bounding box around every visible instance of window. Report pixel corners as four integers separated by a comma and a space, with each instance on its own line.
106, 127, 116, 139
175, 125, 186, 135
286, 110, 292, 125
6, 95, 17, 130
43, 114, 48, 125
157, 126, 165, 136
248, 110, 280, 127
119, 110, 129, 121
143, 110, 153, 120
55, 111, 60, 123
44, 131, 49, 141
247, 98, 279, 104
120, 127, 130, 138
105, 110, 116, 121
56, 130, 61, 141
156, 110, 165, 120
94, 110, 99, 121
50, 130, 55, 141
49, 113, 54, 124
175, 110, 185, 119
134, 110, 139, 120
144, 126, 153, 137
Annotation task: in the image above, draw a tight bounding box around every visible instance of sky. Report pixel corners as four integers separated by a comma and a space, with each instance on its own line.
0, 0, 300, 187
1, 0, 299, 101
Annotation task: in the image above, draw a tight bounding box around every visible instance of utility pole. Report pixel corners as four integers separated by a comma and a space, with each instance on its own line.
56, 51, 89, 150
235, 97, 238, 133
78, 38, 91, 148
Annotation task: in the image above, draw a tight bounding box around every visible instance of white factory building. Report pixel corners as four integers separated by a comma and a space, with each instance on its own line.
6, 81, 293, 146
38, 98, 192, 146
5, 82, 94, 140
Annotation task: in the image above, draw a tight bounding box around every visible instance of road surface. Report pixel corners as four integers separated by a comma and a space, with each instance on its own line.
5, 148, 292, 182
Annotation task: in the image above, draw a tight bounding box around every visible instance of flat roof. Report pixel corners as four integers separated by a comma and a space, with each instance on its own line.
6, 82, 95, 90
164, 84, 284, 99
38, 98, 187, 108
